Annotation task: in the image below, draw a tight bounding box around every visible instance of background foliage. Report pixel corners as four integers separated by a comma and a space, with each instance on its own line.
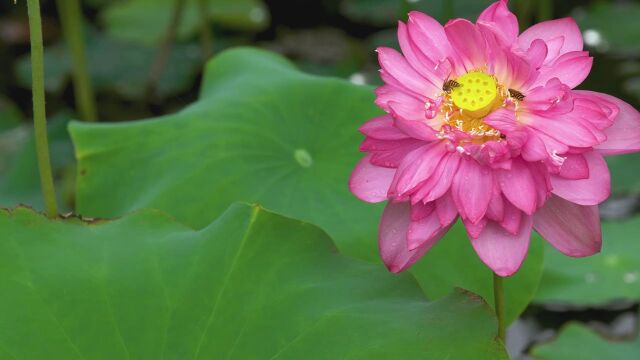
0, 0, 639, 359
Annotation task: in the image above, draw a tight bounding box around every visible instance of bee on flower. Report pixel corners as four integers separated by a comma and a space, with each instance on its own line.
349, 0, 640, 277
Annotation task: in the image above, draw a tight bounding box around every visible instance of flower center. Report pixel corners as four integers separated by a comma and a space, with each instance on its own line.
440, 71, 506, 141
450, 72, 498, 117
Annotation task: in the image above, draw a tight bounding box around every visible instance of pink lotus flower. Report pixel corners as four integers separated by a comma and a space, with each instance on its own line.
349, 0, 640, 276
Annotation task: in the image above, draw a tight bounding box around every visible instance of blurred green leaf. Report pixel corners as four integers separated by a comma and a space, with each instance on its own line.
0, 204, 507, 359
101, 0, 269, 45
607, 153, 640, 194
0, 113, 74, 211
340, 0, 407, 26
530, 322, 640, 360
264, 27, 367, 79
15, 28, 203, 100
535, 217, 640, 305
0, 96, 23, 132
339, 0, 495, 25
84, 0, 120, 7
574, 2, 640, 55
70, 47, 543, 321
413, 221, 544, 325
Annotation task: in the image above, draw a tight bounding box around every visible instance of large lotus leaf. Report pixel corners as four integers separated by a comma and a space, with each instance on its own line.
15, 28, 203, 100
71, 47, 383, 257
0, 114, 74, 211
70, 47, 543, 323
530, 322, 640, 360
101, 0, 269, 45
0, 204, 507, 359
535, 217, 640, 305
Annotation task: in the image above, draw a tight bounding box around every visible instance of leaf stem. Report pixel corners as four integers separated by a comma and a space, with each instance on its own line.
56, 0, 98, 121
197, 0, 213, 60
145, 0, 187, 101
27, 0, 59, 218
493, 272, 506, 343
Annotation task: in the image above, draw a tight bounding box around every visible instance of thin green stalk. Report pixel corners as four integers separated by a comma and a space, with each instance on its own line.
56, 0, 98, 121
493, 273, 506, 343
197, 0, 213, 60
26, 0, 59, 218
537, 0, 553, 21
145, 0, 187, 100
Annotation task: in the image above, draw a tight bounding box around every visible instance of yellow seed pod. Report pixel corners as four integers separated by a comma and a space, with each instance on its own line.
450, 72, 498, 116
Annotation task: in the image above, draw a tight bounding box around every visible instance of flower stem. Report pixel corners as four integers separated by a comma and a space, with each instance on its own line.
27, 0, 59, 218
56, 0, 98, 121
493, 272, 506, 343
197, 0, 213, 60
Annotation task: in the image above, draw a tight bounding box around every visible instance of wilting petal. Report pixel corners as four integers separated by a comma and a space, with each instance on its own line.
575, 91, 640, 156
359, 115, 409, 140
471, 215, 533, 277
478, 0, 519, 45
452, 158, 493, 222
518, 17, 583, 63
445, 19, 487, 73
349, 154, 396, 203
551, 151, 610, 205
379, 201, 445, 272
534, 195, 601, 257
498, 158, 538, 214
